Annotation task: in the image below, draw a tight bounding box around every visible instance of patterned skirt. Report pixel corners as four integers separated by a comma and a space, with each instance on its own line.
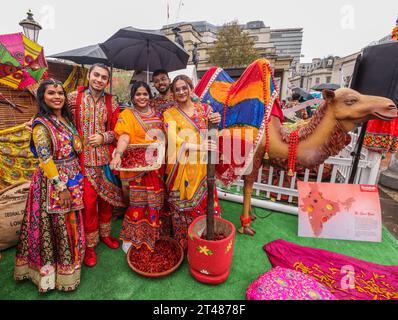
364, 118, 398, 155
14, 169, 85, 293
119, 170, 164, 251
169, 182, 221, 250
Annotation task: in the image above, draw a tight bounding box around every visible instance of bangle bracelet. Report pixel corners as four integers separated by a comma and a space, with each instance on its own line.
115, 150, 124, 157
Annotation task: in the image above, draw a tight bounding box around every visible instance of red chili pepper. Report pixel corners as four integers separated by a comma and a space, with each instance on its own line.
128, 240, 180, 273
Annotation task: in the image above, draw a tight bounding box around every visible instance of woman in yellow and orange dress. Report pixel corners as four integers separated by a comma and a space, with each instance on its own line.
110, 81, 165, 253
163, 75, 221, 249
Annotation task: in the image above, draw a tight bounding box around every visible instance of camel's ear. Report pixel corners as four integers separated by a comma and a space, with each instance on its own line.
322, 90, 335, 103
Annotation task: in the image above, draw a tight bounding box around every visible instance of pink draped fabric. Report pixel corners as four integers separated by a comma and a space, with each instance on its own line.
0, 33, 25, 64
264, 239, 398, 300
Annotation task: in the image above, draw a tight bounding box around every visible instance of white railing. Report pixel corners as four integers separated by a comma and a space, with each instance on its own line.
217, 130, 382, 215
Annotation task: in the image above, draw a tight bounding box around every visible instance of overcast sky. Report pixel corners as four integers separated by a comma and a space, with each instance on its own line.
1, 0, 396, 63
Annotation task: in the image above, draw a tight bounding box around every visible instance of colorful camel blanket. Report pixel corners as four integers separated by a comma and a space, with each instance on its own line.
0, 124, 36, 190
195, 59, 284, 186
264, 239, 398, 300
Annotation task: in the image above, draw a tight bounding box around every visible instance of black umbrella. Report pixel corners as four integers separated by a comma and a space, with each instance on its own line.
99, 27, 189, 81
49, 44, 109, 65
312, 83, 340, 91
291, 87, 314, 101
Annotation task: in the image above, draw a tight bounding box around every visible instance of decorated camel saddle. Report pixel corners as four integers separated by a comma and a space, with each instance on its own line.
195, 58, 397, 236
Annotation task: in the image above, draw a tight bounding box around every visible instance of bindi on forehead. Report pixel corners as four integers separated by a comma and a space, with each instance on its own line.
46, 85, 64, 92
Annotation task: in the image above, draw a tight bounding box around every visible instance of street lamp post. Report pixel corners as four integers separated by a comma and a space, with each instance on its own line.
19, 9, 42, 43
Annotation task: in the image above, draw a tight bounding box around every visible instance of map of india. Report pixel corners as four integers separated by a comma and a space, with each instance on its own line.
300, 183, 355, 237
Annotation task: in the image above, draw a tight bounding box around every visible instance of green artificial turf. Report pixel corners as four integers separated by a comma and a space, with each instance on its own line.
1, 199, 398, 300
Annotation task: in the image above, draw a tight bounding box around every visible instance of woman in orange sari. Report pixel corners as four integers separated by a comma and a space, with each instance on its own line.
163, 75, 221, 249
110, 81, 164, 253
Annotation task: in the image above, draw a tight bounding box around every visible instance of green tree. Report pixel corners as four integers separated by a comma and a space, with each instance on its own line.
208, 21, 259, 68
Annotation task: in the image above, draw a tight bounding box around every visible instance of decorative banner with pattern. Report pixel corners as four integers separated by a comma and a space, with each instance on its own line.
0, 124, 37, 190
0, 33, 47, 90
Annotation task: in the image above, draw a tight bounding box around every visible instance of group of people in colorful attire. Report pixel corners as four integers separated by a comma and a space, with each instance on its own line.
14, 64, 221, 293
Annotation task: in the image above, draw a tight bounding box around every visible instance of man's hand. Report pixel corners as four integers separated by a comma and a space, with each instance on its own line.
88, 134, 104, 147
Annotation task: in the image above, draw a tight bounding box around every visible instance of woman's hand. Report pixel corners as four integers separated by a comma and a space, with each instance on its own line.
199, 139, 218, 152
59, 189, 72, 208
24, 117, 34, 133
208, 112, 221, 125
110, 153, 122, 170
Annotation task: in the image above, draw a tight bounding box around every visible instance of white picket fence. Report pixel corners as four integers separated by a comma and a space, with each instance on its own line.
217, 130, 382, 215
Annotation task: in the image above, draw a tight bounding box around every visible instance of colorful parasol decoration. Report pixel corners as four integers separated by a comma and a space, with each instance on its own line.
0, 32, 47, 90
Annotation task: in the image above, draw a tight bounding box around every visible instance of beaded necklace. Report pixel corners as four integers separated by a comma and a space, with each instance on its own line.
287, 130, 299, 176
133, 106, 154, 117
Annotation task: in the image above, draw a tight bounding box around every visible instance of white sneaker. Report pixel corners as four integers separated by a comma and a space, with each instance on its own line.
122, 242, 132, 254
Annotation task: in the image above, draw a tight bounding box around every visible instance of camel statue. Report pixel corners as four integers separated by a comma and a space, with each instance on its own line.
195, 59, 398, 236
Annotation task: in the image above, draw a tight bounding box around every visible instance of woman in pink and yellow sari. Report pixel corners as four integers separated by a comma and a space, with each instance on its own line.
163, 75, 221, 249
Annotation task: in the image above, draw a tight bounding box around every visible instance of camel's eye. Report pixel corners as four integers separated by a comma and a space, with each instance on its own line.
344, 98, 358, 106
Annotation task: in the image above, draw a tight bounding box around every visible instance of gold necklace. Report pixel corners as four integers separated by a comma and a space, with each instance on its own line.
134, 106, 153, 116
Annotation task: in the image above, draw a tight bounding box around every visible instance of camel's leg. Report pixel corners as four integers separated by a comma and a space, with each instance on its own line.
238, 178, 256, 236
249, 206, 257, 221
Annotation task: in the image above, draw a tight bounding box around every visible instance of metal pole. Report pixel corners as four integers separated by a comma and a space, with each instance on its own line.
348, 53, 364, 184
146, 39, 150, 84
348, 122, 368, 183
110, 64, 114, 94
217, 191, 299, 216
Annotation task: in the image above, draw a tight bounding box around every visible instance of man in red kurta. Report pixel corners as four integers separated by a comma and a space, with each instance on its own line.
68, 63, 125, 267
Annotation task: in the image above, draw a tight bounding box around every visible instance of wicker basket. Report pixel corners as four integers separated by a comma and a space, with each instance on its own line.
117, 142, 165, 172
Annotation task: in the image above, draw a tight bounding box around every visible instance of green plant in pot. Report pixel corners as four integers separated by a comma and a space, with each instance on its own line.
187, 121, 236, 285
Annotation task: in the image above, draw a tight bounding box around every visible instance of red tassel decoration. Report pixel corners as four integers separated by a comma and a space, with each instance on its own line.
262, 63, 270, 159
288, 130, 299, 176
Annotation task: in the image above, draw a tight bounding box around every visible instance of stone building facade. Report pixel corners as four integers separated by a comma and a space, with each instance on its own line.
161, 20, 302, 100
289, 56, 338, 91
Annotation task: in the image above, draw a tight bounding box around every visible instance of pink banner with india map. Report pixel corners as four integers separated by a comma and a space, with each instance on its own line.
298, 182, 382, 242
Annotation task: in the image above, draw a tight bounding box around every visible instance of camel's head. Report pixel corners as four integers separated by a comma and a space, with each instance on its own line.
323, 88, 397, 129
